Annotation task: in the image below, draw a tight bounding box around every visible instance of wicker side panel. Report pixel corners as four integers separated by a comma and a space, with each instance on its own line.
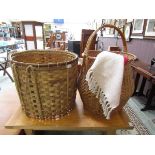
12, 65, 33, 115
12, 65, 44, 118
78, 72, 104, 118
118, 64, 135, 110
36, 64, 78, 119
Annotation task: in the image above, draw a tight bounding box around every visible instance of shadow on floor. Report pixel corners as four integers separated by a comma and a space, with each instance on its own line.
25, 130, 106, 135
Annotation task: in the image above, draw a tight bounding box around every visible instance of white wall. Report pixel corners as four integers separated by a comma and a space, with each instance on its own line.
50, 19, 101, 41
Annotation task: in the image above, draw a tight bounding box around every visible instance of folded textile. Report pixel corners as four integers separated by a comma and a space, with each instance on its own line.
86, 51, 124, 119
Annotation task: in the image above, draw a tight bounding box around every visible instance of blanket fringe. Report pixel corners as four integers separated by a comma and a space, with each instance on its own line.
86, 71, 114, 119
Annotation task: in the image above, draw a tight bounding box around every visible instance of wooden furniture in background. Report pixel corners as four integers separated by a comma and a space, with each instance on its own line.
5, 86, 132, 135
108, 46, 121, 52
80, 29, 97, 57
132, 60, 155, 111
0, 58, 14, 82
0, 49, 14, 82
47, 32, 66, 50
21, 21, 45, 50
11, 21, 22, 38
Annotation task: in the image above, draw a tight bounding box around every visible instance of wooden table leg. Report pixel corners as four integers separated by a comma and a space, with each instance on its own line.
132, 73, 140, 96
141, 83, 155, 111
138, 77, 146, 96
24, 129, 33, 135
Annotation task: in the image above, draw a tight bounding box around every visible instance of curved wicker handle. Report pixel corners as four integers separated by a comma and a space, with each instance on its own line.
83, 24, 127, 57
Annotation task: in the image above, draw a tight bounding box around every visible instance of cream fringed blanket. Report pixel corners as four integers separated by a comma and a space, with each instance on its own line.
86, 51, 124, 119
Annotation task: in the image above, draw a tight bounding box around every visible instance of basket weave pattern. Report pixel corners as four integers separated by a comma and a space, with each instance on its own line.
78, 24, 136, 118
11, 50, 78, 119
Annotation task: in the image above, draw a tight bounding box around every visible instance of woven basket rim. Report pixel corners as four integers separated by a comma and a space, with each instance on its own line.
122, 52, 137, 61
10, 50, 78, 67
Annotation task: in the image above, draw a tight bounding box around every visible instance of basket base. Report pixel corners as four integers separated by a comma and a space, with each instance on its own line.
83, 105, 122, 119
22, 105, 75, 120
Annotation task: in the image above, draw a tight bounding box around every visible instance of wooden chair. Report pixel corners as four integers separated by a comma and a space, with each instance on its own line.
80, 29, 97, 57
0, 48, 14, 82
108, 46, 121, 53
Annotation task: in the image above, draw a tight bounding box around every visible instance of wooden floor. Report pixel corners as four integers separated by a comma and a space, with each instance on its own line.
0, 86, 21, 135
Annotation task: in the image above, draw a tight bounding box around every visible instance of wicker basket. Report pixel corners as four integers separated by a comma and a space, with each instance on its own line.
10, 50, 78, 120
78, 24, 137, 118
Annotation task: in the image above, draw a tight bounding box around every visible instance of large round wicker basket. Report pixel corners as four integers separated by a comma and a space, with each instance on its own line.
10, 50, 78, 120
78, 24, 136, 118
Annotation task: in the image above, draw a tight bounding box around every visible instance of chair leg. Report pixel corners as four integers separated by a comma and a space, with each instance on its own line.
0, 64, 14, 82
141, 83, 155, 111
3, 62, 7, 76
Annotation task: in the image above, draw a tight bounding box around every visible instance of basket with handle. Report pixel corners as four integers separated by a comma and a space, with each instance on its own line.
10, 50, 78, 120
78, 24, 136, 118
